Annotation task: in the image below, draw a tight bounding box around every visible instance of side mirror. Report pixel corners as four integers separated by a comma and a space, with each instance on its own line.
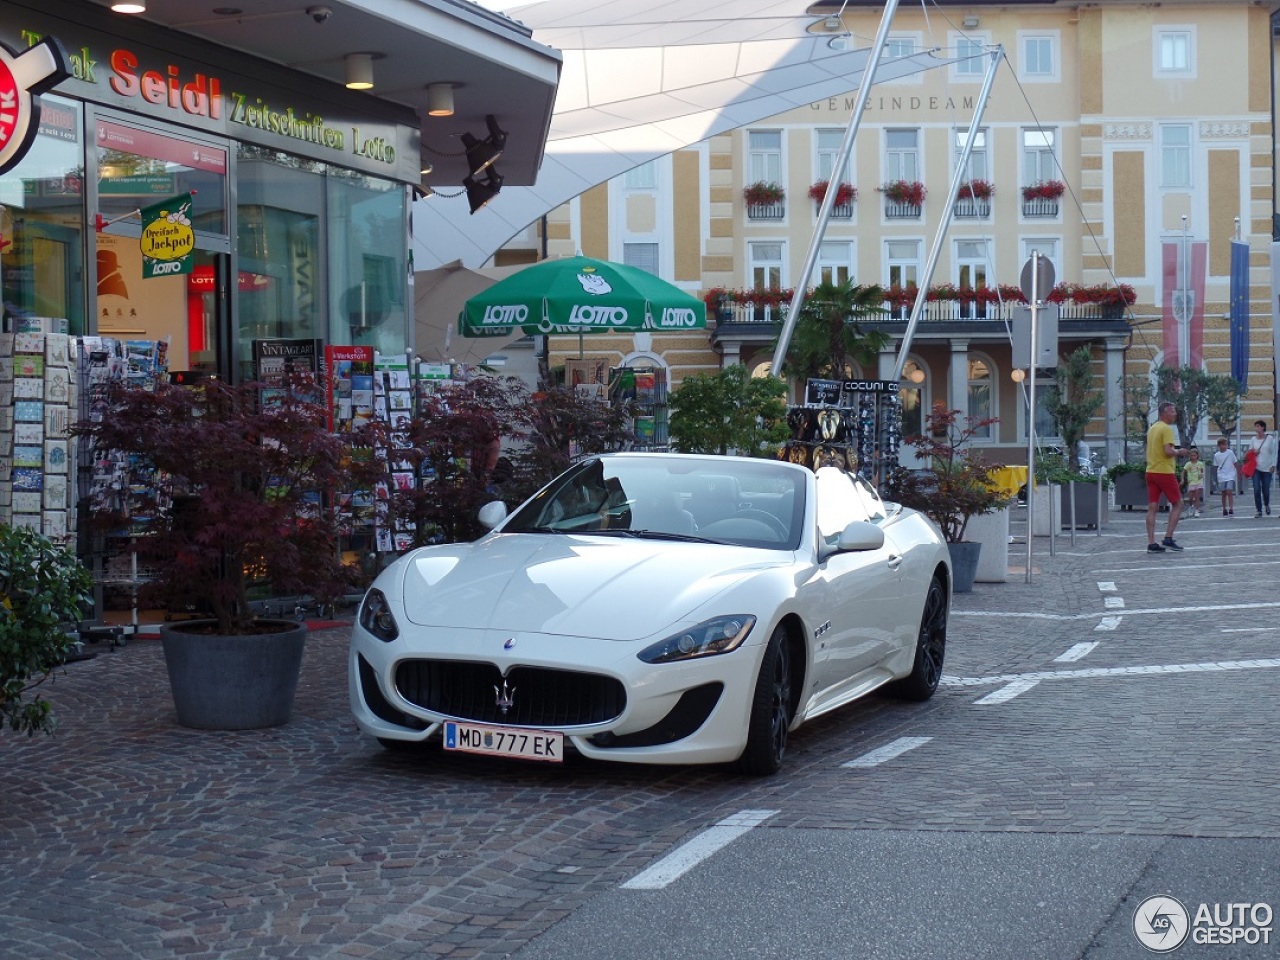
836, 520, 885, 552
477, 501, 508, 530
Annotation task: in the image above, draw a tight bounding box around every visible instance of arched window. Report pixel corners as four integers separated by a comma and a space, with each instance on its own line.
899, 358, 928, 440
967, 354, 995, 441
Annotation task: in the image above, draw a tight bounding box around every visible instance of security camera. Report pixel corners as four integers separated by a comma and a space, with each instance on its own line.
307, 5, 333, 23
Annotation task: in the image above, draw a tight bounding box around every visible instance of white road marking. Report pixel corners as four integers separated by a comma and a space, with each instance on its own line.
1095, 617, 1122, 631
1098, 581, 1117, 592
956, 601, 1280, 621
974, 678, 1040, 704
1104, 597, 1125, 609
1221, 628, 1272, 634
620, 809, 778, 890
842, 736, 932, 768
1055, 642, 1099, 662
942, 657, 1280, 688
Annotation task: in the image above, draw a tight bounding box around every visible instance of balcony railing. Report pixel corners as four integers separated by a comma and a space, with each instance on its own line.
953, 197, 991, 219
710, 298, 1128, 330
885, 201, 922, 219
746, 201, 785, 220
1022, 197, 1059, 218
828, 202, 854, 219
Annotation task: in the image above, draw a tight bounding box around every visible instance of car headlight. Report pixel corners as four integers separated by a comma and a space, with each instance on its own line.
359, 588, 399, 642
637, 615, 756, 664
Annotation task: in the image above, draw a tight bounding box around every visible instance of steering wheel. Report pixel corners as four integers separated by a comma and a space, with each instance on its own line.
732, 509, 788, 539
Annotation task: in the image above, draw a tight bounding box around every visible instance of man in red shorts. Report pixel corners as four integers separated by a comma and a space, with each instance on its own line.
1146, 400, 1188, 552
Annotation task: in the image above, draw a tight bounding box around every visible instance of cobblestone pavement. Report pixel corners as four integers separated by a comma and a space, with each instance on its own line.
2, 505, 1278, 958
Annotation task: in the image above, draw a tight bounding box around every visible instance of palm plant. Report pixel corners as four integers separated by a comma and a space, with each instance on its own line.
775, 279, 888, 381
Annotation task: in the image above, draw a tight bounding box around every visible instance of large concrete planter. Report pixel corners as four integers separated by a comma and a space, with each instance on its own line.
965, 507, 1009, 583
947, 541, 982, 594
1113, 471, 1148, 510
160, 620, 306, 730
1059, 480, 1103, 529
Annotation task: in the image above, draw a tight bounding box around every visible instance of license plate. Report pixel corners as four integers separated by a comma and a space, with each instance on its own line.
443, 721, 563, 763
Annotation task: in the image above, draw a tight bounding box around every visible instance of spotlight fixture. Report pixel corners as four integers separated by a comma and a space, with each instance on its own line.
427, 83, 455, 117
111, 0, 147, 11
463, 167, 503, 215
345, 52, 375, 90
460, 114, 506, 177
824, 15, 842, 30
963, 15, 980, 29
908, 367, 926, 384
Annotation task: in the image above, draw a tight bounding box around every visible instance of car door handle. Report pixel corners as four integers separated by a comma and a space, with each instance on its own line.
887, 554, 903, 570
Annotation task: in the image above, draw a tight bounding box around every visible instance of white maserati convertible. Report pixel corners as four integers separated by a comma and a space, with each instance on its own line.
349, 453, 951, 775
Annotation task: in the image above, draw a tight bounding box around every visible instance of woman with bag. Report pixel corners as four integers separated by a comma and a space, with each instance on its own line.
1249, 420, 1278, 517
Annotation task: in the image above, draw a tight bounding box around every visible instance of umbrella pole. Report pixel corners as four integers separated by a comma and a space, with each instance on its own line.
579, 332, 584, 359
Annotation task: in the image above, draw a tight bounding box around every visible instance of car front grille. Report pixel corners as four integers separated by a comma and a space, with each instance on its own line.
394, 659, 627, 727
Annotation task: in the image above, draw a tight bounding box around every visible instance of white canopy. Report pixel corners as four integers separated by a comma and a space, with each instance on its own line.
414, 0, 962, 269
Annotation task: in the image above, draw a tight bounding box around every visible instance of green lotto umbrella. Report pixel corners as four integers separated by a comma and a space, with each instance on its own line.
459, 255, 706, 338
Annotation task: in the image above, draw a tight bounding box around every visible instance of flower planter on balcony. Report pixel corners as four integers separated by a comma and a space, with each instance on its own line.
953, 197, 991, 218
1022, 198, 1059, 217
885, 201, 922, 219
747, 202, 785, 220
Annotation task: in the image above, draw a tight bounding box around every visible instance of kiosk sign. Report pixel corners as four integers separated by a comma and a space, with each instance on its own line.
140, 192, 195, 278
0, 38, 69, 176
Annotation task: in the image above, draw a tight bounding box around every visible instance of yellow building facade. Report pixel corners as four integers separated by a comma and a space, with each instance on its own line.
512, 0, 1280, 464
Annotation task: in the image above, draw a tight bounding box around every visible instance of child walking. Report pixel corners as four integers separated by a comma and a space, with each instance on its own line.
1181, 447, 1205, 518
1213, 437, 1238, 517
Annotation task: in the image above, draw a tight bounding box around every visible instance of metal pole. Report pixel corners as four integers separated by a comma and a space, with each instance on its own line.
1024, 251, 1041, 583
1096, 468, 1103, 537
892, 47, 1004, 381
1068, 478, 1077, 546
771, 0, 901, 377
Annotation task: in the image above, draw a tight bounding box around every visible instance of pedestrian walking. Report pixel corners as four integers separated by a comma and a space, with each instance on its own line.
1145, 400, 1187, 552
1213, 436, 1238, 518
1248, 420, 1277, 517
1180, 447, 1204, 518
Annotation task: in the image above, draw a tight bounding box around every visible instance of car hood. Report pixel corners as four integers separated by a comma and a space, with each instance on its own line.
397, 533, 789, 640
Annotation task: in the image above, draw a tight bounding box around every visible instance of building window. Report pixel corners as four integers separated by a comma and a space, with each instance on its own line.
886, 239, 920, 289
1020, 34, 1057, 80
1160, 124, 1192, 188
885, 128, 919, 183
623, 242, 660, 275
748, 130, 782, 185
749, 241, 784, 289
968, 356, 994, 440
815, 129, 850, 184
1155, 29, 1194, 76
886, 37, 915, 60
900, 358, 928, 442
1023, 128, 1057, 184
954, 35, 986, 76
817, 241, 853, 285
955, 240, 991, 318
1021, 238, 1060, 285
624, 161, 657, 190
954, 128, 989, 182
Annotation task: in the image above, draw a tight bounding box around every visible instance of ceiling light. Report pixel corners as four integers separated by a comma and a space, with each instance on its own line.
111, 0, 147, 11
464, 168, 503, 215
427, 83, 455, 117
461, 115, 507, 178
345, 53, 375, 90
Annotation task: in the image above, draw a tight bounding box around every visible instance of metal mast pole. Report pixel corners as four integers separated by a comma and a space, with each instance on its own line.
770, 0, 901, 378
892, 47, 1003, 381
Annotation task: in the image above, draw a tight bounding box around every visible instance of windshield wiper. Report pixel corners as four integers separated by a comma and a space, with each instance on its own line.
592, 528, 720, 544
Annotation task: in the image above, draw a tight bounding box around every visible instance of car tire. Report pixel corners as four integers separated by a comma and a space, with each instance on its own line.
890, 575, 947, 701
735, 624, 793, 776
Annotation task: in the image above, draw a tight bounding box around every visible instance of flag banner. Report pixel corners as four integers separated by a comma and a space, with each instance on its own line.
139, 192, 195, 279
1229, 240, 1250, 389
1161, 239, 1207, 368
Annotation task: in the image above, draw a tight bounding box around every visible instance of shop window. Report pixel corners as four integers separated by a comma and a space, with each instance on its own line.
0, 95, 86, 334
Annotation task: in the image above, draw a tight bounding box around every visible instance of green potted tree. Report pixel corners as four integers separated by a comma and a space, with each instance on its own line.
1043, 346, 1106, 528
1, 525, 94, 735
78, 374, 374, 730
668, 364, 789, 456
883, 404, 1011, 592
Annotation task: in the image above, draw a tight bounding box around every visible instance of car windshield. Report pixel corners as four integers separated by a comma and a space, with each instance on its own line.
504, 456, 807, 549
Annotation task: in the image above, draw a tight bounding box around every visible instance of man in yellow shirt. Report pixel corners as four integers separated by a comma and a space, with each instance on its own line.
1146, 400, 1188, 552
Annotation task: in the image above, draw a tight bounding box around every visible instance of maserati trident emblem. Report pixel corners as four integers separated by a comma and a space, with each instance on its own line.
494, 679, 516, 716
